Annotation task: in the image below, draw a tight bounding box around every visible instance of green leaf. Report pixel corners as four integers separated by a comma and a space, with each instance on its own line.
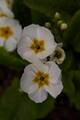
31, 10, 51, 25
24, 0, 80, 17
0, 78, 36, 120
63, 10, 80, 47
0, 78, 55, 120
60, 51, 73, 71
36, 96, 55, 119
62, 70, 75, 97
13, 0, 31, 27
72, 32, 80, 52
62, 70, 80, 110
0, 47, 28, 71
70, 71, 80, 109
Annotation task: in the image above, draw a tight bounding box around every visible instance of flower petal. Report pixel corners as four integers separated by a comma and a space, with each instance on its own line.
8, 19, 22, 41
17, 36, 32, 56
4, 37, 17, 52
20, 65, 36, 93
0, 38, 4, 46
28, 84, 38, 94
46, 61, 61, 84
23, 51, 48, 71
22, 24, 39, 39
28, 88, 48, 103
0, 1, 14, 18
45, 80, 63, 98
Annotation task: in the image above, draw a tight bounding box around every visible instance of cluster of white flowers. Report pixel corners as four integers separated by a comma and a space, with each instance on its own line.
17, 24, 65, 103
0, 0, 22, 52
0, 1, 65, 103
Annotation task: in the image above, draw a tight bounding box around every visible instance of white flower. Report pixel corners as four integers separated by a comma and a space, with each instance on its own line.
20, 61, 63, 103
0, 17, 22, 52
0, 0, 14, 18
17, 24, 57, 64
50, 47, 66, 64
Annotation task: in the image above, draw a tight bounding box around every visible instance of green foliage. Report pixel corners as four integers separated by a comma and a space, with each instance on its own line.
63, 10, 80, 50
0, 78, 55, 120
60, 51, 74, 71
0, 47, 28, 71
24, 0, 80, 17
72, 32, 80, 52
13, 0, 31, 27
31, 10, 51, 25
62, 70, 75, 97
62, 70, 80, 110
36, 96, 55, 119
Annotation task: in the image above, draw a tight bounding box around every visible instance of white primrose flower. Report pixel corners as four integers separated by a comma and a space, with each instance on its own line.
17, 24, 57, 64
0, 17, 22, 52
50, 47, 66, 64
0, 0, 14, 18
20, 61, 63, 103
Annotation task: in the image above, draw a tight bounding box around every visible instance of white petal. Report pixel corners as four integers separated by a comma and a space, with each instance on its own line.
37, 26, 54, 41
0, 38, 4, 46
17, 36, 32, 56
45, 80, 63, 98
22, 24, 39, 39
4, 37, 17, 52
23, 51, 48, 71
0, 1, 14, 18
28, 84, 38, 94
28, 88, 48, 103
20, 65, 35, 93
9, 20, 22, 41
46, 61, 61, 84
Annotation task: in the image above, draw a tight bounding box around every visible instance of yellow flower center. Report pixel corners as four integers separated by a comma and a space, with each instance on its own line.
30, 39, 45, 53
6, 0, 12, 6
6, 0, 10, 4
0, 12, 7, 17
0, 26, 13, 40
33, 71, 49, 87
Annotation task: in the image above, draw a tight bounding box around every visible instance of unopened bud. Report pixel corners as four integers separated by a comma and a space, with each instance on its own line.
60, 23, 68, 30
45, 22, 51, 28
57, 20, 63, 26
54, 12, 61, 20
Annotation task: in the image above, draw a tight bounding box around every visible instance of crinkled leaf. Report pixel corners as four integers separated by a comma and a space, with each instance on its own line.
62, 70, 75, 97
62, 70, 80, 110
60, 51, 73, 71
36, 96, 55, 119
24, 0, 80, 17
72, 32, 80, 52
63, 10, 80, 47
13, 0, 31, 27
0, 47, 28, 71
0, 78, 55, 120
31, 10, 51, 25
